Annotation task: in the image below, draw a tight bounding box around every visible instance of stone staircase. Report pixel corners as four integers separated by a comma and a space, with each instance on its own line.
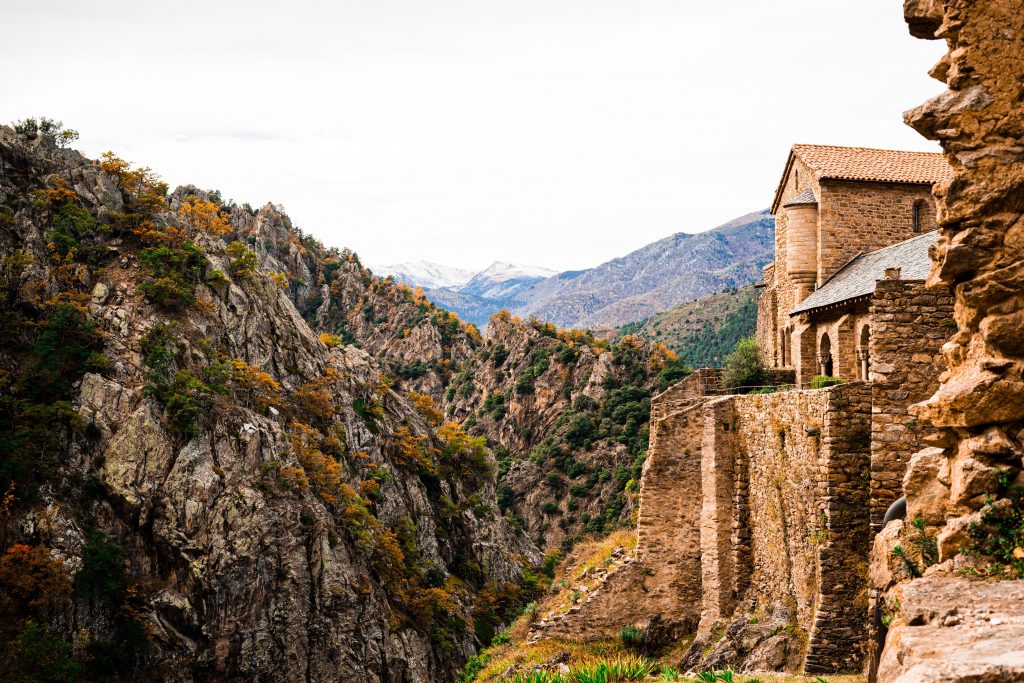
527, 546, 635, 642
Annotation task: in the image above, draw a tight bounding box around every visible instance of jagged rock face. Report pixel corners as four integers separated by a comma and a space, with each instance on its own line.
899, 0, 1024, 569
0, 128, 537, 682
871, 2, 1024, 680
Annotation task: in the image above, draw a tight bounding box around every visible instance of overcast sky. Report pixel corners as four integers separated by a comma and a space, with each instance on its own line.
3, 1, 946, 272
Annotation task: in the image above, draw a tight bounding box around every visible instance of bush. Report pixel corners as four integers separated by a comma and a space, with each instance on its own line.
810, 375, 843, 389
721, 337, 768, 390
138, 242, 206, 307
226, 241, 259, 279
74, 531, 125, 601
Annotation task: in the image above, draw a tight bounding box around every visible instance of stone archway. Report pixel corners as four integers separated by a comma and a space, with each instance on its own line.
819, 333, 833, 377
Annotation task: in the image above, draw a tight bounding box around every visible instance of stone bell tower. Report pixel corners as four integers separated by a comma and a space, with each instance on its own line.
783, 188, 818, 305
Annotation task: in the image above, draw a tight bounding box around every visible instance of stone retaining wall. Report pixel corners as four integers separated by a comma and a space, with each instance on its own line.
539, 383, 873, 674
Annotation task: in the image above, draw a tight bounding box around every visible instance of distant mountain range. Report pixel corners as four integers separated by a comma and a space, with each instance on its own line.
370, 210, 774, 329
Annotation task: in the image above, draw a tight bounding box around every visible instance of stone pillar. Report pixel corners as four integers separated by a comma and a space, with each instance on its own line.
699, 397, 741, 628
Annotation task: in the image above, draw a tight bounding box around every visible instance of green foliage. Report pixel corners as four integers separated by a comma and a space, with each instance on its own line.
12, 116, 79, 147
721, 337, 768, 390
655, 358, 692, 392
810, 375, 843, 389
138, 241, 206, 307
74, 531, 125, 601
966, 480, 1024, 578
910, 516, 938, 569
28, 304, 104, 403
226, 240, 259, 279
491, 343, 509, 367
507, 655, 658, 683
457, 653, 490, 683
10, 621, 80, 682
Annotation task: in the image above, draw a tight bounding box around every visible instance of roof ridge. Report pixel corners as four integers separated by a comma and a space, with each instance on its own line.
791, 143, 945, 156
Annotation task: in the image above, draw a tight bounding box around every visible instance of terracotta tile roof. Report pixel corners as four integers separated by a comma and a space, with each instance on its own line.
783, 188, 818, 206
791, 144, 952, 184
789, 230, 938, 316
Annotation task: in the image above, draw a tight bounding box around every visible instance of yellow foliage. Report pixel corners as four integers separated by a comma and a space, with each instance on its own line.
231, 359, 282, 410
178, 195, 231, 237
292, 372, 338, 420
290, 421, 344, 505
649, 342, 677, 371
391, 426, 437, 474
319, 332, 342, 349
270, 272, 289, 290
409, 391, 443, 427
40, 175, 77, 205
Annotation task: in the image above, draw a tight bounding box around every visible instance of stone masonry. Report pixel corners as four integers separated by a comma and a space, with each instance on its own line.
535, 374, 873, 675
868, 279, 954, 529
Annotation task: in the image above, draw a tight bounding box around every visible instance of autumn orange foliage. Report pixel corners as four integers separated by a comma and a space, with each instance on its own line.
0, 544, 71, 621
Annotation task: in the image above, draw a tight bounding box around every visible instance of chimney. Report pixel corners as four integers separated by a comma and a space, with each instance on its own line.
884, 267, 901, 280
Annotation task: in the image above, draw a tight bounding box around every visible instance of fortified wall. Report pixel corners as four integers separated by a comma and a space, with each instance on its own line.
533, 371, 872, 674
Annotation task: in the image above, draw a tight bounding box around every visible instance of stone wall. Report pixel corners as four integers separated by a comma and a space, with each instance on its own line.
816, 180, 936, 283
868, 279, 954, 530
540, 382, 873, 675
533, 401, 707, 641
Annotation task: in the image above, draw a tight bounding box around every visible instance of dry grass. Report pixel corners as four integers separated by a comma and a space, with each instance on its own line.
543, 528, 637, 617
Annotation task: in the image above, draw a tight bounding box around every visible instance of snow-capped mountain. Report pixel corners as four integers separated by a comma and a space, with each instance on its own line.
369, 260, 476, 291
459, 261, 559, 301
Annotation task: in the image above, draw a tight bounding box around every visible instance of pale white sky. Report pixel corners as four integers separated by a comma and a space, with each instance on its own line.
3, 1, 945, 272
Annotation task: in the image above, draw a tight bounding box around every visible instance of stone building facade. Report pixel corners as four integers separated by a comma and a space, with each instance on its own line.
531, 146, 961, 676
757, 144, 951, 386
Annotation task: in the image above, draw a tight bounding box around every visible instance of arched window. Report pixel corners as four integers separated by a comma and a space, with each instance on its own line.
819, 333, 833, 378
912, 200, 924, 233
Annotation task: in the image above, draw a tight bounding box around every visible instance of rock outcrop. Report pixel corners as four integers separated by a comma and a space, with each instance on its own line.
871, 1, 1024, 680
0, 128, 537, 682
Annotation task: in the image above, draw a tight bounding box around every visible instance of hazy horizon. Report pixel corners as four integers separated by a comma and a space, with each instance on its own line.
3, 1, 946, 271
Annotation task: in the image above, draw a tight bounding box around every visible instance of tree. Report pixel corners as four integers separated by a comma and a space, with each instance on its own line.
721, 337, 768, 390
178, 195, 231, 237
12, 117, 79, 147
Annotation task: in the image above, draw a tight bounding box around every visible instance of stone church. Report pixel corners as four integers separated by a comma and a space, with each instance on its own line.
529, 144, 962, 675
756, 144, 952, 386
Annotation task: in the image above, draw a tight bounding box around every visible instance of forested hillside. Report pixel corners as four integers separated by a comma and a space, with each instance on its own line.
619, 285, 759, 369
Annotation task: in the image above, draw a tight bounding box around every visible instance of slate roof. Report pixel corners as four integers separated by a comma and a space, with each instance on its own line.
789, 231, 939, 316
783, 188, 818, 206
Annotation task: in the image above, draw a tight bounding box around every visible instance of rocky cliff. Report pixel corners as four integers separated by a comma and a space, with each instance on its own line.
0, 128, 538, 682
871, 1, 1024, 680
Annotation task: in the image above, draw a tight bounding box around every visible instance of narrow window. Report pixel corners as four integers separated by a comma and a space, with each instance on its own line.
912, 201, 922, 233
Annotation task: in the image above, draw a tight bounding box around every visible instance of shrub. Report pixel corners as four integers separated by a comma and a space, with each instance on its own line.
74, 531, 125, 601
721, 337, 768, 390
138, 242, 206, 307
10, 621, 80, 681
811, 375, 843, 389
966, 479, 1024, 578
226, 241, 259, 279
13, 116, 79, 147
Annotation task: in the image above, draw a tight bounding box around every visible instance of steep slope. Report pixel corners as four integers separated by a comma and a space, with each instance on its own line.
513, 210, 773, 328
619, 285, 760, 368
0, 128, 536, 682
442, 314, 688, 552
